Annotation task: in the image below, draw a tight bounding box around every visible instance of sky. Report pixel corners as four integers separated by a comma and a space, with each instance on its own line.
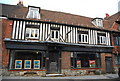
0, 0, 120, 18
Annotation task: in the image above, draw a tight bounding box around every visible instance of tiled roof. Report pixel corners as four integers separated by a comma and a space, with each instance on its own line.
103, 12, 120, 31
0, 3, 120, 32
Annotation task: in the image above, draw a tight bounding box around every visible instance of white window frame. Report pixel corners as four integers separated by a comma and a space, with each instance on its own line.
79, 34, 88, 43
27, 7, 40, 19
99, 36, 106, 44
26, 28, 39, 39
51, 30, 59, 40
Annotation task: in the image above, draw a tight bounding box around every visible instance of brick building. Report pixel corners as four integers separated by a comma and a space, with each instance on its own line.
0, 2, 120, 76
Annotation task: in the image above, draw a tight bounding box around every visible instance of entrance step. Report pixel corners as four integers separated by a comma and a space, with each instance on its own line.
46, 74, 63, 77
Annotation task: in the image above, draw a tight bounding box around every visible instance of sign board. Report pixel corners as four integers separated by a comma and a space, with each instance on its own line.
77, 60, 81, 68
89, 60, 95, 68
34, 60, 40, 69
24, 60, 31, 69
15, 60, 22, 69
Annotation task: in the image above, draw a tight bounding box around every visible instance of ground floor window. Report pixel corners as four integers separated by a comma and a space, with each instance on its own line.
9, 50, 46, 70
115, 54, 120, 65
71, 52, 101, 68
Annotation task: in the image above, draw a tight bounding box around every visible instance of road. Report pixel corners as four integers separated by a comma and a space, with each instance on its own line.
1, 78, 120, 81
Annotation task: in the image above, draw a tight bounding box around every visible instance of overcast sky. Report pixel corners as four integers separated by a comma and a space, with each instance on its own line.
0, 0, 119, 18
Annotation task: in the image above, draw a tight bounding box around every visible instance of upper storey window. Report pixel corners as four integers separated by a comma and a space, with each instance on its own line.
78, 30, 88, 44
50, 27, 60, 42
26, 28, 39, 39
92, 18, 103, 27
97, 32, 106, 45
114, 36, 120, 46
27, 6, 41, 19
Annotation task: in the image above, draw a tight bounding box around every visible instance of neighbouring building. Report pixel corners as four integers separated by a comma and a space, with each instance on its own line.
0, 1, 120, 76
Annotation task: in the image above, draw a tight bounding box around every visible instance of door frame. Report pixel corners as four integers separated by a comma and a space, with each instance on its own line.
105, 57, 113, 73
46, 51, 61, 74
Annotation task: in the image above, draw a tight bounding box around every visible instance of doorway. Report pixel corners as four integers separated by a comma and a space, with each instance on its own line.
105, 57, 113, 73
47, 51, 61, 74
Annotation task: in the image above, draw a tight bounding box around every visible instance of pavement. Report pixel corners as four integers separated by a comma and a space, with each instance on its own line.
1, 74, 119, 80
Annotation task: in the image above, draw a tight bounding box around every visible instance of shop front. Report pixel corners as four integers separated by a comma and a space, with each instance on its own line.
4, 39, 113, 76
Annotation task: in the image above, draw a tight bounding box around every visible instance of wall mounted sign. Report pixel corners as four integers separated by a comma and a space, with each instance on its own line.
34, 60, 40, 69
15, 60, 22, 69
24, 60, 31, 69
89, 60, 95, 68
77, 60, 81, 68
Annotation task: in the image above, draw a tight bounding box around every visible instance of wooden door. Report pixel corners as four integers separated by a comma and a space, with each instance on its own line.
105, 57, 113, 73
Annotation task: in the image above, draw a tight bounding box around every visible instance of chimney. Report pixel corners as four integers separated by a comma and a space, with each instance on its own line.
105, 13, 110, 18
17, 0, 24, 6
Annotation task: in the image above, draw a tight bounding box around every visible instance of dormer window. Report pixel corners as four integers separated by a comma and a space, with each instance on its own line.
27, 6, 40, 19
92, 18, 103, 27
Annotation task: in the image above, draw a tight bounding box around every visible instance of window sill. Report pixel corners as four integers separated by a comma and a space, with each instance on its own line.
8, 69, 46, 71
71, 68, 102, 70
25, 38, 39, 41
78, 42, 88, 44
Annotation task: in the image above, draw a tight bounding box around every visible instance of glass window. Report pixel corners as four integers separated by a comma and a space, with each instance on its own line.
27, 7, 40, 19
98, 36, 106, 44
78, 34, 88, 43
10, 50, 46, 70
115, 55, 120, 65
51, 30, 59, 39
114, 36, 120, 46
26, 28, 39, 39
71, 52, 101, 68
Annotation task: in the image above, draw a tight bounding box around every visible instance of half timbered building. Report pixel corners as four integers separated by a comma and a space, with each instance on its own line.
1, 2, 120, 76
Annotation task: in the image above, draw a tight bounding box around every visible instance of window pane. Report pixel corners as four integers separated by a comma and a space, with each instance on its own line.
118, 37, 120, 45
30, 11, 33, 18
31, 29, 34, 37
79, 34, 81, 42
26, 28, 30, 37
35, 29, 38, 37
34, 11, 38, 19
56, 31, 58, 38
26, 28, 39, 39
52, 31, 54, 38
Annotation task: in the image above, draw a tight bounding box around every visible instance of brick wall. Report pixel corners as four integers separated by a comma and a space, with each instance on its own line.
61, 52, 71, 69
101, 53, 115, 73
2, 19, 13, 68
